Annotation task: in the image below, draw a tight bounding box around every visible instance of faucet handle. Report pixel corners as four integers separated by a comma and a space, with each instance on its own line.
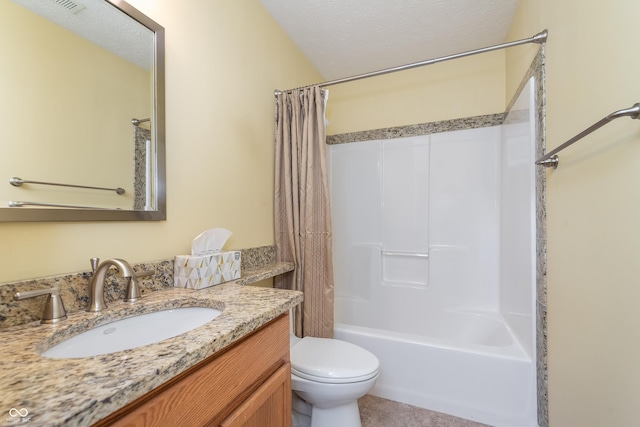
124, 270, 153, 303
14, 287, 67, 324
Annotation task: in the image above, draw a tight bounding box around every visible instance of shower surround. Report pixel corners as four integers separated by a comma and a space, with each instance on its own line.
328, 74, 542, 427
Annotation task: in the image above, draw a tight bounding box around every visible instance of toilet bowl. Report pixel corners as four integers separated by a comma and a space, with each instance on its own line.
290, 335, 379, 427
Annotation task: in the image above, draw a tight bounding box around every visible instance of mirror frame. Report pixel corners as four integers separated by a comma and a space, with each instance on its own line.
0, 0, 166, 222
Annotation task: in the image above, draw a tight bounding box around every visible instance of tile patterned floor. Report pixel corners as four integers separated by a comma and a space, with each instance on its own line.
359, 395, 492, 427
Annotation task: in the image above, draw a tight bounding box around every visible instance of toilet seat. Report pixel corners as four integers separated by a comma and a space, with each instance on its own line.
291, 337, 379, 384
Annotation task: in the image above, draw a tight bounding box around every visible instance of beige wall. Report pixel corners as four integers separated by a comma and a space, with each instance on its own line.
326, 51, 505, 135
0, 0, 322, 283
507, 1, 640, 426
0, 1, 149, 209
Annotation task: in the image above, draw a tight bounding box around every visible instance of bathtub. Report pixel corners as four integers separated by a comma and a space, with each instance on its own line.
334, 310, 537, 427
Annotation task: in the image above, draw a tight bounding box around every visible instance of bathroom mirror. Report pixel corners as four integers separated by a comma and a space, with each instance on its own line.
0, 0, 165, 221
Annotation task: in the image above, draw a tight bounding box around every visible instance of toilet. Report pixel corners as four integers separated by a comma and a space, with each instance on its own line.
290, 334, 380, 427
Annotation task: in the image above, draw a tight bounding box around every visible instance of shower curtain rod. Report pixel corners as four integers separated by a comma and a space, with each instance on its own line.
275, 30, 548, 95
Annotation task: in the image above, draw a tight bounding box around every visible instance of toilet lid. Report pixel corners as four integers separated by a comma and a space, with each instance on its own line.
290, 337, 379, 384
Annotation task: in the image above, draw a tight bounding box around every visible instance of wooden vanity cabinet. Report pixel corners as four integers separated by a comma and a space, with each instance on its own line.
94, 313, 292, 427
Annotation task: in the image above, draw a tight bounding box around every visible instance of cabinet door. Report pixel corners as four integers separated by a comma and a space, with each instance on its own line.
220, 363, 292, 427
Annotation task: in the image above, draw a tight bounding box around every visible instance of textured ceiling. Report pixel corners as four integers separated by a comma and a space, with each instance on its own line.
11, 0, 153, 70
260, 0, 520, 81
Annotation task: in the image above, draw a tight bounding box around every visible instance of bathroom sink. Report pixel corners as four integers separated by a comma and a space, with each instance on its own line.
41, 307, 222, 359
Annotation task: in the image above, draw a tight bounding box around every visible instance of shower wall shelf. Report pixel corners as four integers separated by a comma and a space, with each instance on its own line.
381, 250, 429, 258
535, 103, 640, 169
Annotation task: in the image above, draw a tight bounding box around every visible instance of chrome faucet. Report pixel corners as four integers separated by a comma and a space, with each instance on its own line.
87, 258, 141, 312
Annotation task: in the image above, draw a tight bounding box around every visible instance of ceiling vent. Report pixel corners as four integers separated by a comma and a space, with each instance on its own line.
51, 0, 86, 14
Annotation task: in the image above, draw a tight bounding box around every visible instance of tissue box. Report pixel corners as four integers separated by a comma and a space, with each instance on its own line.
173, 251, 241, 289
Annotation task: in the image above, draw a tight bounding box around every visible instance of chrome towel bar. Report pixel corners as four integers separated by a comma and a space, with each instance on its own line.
9, 177, 125, 195
8, 201, 112, 209
131, 117, 150, 126
536, 103, 640, 169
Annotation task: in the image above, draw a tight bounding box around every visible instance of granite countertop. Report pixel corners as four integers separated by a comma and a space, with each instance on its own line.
0, 268, 301, 427
236, 261, 295, 285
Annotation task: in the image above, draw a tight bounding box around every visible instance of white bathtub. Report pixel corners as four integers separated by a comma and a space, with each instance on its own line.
334, 310, 537, 427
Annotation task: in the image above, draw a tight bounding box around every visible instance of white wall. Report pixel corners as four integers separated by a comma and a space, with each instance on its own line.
429, 127, 501, 312
500, 78, 536, 358
330, 125, 504, 332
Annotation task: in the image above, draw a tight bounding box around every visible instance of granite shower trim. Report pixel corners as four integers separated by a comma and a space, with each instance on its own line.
326, 113, 506, 145
0, 283, 303, 427
0, 245, 291, 330
530, 48, 549, 427
325, 47, 548, 427
503, 47, 548, 427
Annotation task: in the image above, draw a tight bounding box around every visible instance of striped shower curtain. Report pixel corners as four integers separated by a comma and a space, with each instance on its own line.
274, 86, 334, 338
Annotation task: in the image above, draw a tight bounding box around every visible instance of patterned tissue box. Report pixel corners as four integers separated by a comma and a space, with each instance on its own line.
174, 251, 241, 289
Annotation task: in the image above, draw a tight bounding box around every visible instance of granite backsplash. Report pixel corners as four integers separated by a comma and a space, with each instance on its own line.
0, 245, 280, 330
